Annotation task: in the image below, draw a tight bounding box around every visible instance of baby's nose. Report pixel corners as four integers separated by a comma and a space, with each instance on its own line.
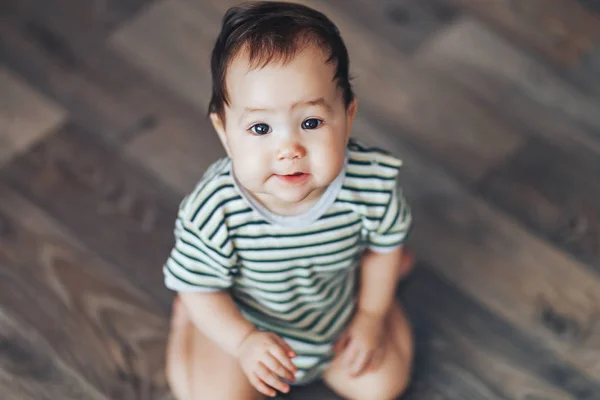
277, 142, 306, 161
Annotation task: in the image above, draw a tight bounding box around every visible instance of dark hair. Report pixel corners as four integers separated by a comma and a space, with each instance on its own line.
208, 1, 355, 122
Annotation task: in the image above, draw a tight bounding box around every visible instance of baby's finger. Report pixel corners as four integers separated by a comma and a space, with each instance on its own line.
257, 362, 290, 394
274, 336, 296, 358
249, 373, 276, 398
268, 344, 297, 376
342, 340, 359, 366
351, 350, 371, 376
263, 354, 296, 382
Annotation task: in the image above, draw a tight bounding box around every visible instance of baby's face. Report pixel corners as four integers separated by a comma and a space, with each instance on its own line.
214, 46, 356, 215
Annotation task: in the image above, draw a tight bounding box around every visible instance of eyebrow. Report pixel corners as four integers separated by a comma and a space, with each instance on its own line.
241, 97, 333, 121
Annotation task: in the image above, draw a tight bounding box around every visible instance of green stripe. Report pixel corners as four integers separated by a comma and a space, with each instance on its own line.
208, 207, 253, 241
236, 277, 326, 295
241, 309, 335, 345
180, 224, 234, 261
304, 283, 354, 334
378, 161, 401, 170
239, 274, 346, 305
169, 255, 220, 278
236, 254, 356, 280
239, 238, 360, 263
236, 278, 346, 325
230, 219, 360, 240
346, 172, 396, 181
189, 183, 235, 221
336, 199, 388, 208
341, 185, 391, 194
198, 195, 242, 231
172, 247, 231, 279
166, 264, 227, 289
177, 237, 224, 271
236, 230, 359, 252
312, 286, 356, 336
347, 158, 371, 166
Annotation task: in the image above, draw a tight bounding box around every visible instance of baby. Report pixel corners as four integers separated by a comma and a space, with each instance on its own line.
164, 2, 414, 399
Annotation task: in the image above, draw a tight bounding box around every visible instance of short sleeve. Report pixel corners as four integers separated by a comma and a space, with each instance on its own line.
367, 184, 412, 253
163, 214, 236, 292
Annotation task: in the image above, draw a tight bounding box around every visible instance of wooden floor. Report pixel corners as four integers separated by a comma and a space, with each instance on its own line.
2, 0, 600, 399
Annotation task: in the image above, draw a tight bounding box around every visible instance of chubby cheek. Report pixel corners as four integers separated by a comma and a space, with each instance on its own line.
310, 144, 346, 184
230, 147, 271, 191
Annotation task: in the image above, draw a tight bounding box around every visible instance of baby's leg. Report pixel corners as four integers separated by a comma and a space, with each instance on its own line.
166, 297, 265, 400
323, 303, 414, 400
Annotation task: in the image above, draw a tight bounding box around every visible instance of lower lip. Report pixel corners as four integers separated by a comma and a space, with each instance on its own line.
276, 173, 310, 184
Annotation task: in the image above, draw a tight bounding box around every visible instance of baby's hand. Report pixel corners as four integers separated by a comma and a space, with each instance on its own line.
333, 311, 386, 377
236, 330, 297, 397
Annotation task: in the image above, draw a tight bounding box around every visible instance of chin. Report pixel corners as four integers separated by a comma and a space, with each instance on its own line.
276, 189, 314, 205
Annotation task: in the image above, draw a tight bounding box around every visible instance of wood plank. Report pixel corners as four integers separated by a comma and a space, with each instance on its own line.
438, 0, 600, 67
0, 13, 150, 141
112, 0, 523, 183
323, 0, 460, 53
111, 0, 218, 111
1, 8, 224, 195
0, 67, 66, 165
564, 40, 600, 99
402, 266, 599, 400
0, 186, 170, 399
124, 113, 225, 195
478, 138, 600, 272
415, 17, 600, 150
0, 122, 179, 310
348, 112, 600, 384
3, 0, 154, 56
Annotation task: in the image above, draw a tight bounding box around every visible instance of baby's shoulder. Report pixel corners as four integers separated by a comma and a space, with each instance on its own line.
345, 139, 403, 190
177, 158, 237, 226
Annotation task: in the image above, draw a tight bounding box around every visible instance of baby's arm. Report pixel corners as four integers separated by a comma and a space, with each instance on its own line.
179, 291, 297, 397
334, 247, 412, 376
179, 291, 255, 356
357, 246, 408, 318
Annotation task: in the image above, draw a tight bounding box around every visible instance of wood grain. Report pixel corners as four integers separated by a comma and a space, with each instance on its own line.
349, 112, 600, 384
323, 0, 459, 53
0, 13, 149, 141
1, 7, 224, 195
564, 40, 600, 98
0, 67, 66, 165
0, 186, 170, 399
124, 113, 226, 195
111, 0, 218, 111
478, 138, 600, 272
415, 17, 600, 149
438, 0, 600, 67
402, 266, 599, 400
114, 0, 523, 182
3, 0, 154, 56
0, 122, 179, 310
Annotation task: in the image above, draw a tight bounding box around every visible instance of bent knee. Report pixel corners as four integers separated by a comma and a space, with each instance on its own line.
364, 369, 410, 400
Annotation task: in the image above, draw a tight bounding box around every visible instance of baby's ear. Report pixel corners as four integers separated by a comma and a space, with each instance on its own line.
210, 113, 232, 157
345, 99, 358, 141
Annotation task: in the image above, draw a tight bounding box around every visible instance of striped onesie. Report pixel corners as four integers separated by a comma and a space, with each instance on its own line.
163, 139, 412, 384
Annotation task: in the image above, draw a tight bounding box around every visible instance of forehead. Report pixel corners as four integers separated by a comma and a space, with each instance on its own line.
225, 46, 340, 109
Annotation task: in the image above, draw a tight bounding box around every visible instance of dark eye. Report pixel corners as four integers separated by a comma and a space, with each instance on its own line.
302, 118, 323, 130
249, 123, 271, 135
